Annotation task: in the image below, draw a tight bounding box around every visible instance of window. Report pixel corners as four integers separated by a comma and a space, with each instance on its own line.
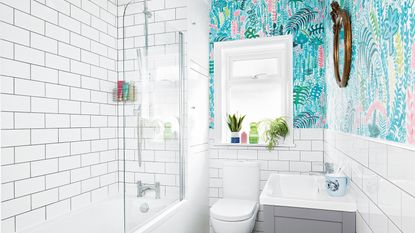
214, 36, 293, 145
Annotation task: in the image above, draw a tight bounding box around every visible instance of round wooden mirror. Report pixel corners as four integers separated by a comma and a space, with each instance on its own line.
330, 1, 352, 88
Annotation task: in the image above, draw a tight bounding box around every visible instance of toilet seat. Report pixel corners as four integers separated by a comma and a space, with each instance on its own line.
210, 199, 258, 221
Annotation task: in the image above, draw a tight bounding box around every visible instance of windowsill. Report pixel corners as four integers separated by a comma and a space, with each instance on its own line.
212, 143, 296, 148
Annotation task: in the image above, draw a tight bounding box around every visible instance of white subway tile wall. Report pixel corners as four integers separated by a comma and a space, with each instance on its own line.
0, 0, 119, 232
324, 129, 415, 233
208, 128, 325, 233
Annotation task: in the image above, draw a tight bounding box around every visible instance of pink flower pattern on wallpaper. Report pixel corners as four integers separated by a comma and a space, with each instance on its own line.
407, 87, 415, 144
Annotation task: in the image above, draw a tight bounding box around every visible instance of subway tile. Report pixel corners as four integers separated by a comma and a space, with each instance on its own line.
71, 141, 91, 155
45, 114, 70, 128
1, 94, 31, 112
289, 161, 312, 172
15, 145, 45, 163
58, 42, 81, 60
15, 45, 45, 66
32, 188, 59, 209
15, 176, 45, 197
369, 201, 388, 233
31, 33, 58, 54
59, 128, 81, 142
46, 199, 70, 219
70, 4, 90, 25
0, 21, 30, 45
59, 182, 81, 199
402, 192, 415, 233
71, 167, 91, 182
2, 163, 31, 183
0, 3, 14, 24
70, 32, 91, 51
1, 112, 13, 130
31, 129, 59, 144
268, 161, 289, 171
1, 196, 31, 219
31, 65, 59, 83
15, 208, 45, 232
2, 182, 15, 201
1, 58, 31, 79
81, 177, 100, 192
368, 141, 388, 177
59, 71, 81, 87
71, 115, 91, 127
0, 39, 14, 59
1, 147, 15, 165
31, 159, 58, 176
45, 83, 70, 99
378, 178, 402, 228
58, 100, 81, 114
45, 0, 70, 15
46, 143, 70, 158
45, 53, 70, 71
279, 151, 300, 161
71, 193, 91, 210
388, 146, 415, 196
46, 171, 70, 189
1, 129, 31, 147
15, 10, 44, 34
59, 155, 81, 171
31, 1, 58, 24
15, 78, 45, 97
300, 151, 323, 162
31, 97, 59, 113
15, 112, 45, 129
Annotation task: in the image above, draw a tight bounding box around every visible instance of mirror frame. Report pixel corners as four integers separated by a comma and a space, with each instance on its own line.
330, 1, 352, 88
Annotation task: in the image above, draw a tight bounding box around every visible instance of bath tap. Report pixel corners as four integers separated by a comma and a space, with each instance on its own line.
137, 181, 160, 199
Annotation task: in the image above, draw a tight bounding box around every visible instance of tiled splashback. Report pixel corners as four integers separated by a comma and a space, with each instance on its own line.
208, 128, 325, 233
0, 0, 118, 232
324, 130, 415, 233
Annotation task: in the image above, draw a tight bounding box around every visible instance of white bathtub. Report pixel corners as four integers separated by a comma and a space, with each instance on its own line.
20, 195, 176, 233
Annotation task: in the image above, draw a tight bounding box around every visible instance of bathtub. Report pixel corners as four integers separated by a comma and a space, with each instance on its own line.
20, 195, 177, 233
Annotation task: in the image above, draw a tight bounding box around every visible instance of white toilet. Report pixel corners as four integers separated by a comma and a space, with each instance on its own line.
210, 161, 260, 233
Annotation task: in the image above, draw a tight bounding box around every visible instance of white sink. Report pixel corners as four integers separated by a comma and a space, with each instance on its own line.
260, 173, 356, 212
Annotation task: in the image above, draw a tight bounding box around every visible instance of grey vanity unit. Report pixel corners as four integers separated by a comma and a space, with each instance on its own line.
263, 205, 356, 233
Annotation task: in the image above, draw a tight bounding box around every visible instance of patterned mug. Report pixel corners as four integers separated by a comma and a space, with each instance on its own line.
325, 174, 349, 197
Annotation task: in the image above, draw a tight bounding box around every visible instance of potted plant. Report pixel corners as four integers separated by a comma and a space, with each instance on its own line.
226, 113, 246, 143
260, 117, 289, 151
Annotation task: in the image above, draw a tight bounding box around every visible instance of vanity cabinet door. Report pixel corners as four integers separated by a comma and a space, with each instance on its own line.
264, 205, 355, 233
275, 217, 342, 233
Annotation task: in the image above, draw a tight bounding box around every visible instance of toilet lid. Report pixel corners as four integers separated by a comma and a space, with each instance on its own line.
210, 199, 258, 221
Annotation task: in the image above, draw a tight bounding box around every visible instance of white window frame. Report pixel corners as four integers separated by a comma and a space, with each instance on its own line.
214, 35, 294, 146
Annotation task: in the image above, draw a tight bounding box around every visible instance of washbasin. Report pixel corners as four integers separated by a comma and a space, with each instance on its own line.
260, 173, 356, 212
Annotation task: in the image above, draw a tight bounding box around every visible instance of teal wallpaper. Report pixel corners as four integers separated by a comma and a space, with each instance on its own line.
209, 0, 327, 129
324, 0, 415, 144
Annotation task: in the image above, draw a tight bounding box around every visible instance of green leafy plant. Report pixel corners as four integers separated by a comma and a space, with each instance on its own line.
260, 117, 289, 151
226, 113, 246, 132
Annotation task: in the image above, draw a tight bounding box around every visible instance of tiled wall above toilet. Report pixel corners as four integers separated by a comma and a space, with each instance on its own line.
208, 128, 325, 233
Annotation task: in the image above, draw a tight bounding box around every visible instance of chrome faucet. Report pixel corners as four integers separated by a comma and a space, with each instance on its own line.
309, 162, 335, 176
137, 181, 160, 199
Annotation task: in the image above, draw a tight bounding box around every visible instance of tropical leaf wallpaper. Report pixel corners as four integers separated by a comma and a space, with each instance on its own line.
324, 0, 415, 144
209, 0, 327, 129
209, 0, 415, 145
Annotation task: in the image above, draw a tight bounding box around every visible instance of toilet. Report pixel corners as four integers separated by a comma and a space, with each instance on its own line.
210, 161, 260, 233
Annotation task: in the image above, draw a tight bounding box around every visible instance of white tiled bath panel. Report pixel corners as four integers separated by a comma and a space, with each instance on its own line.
324, 129, 415, 233
208, 128, 325, 233
0, 0, 119, 232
